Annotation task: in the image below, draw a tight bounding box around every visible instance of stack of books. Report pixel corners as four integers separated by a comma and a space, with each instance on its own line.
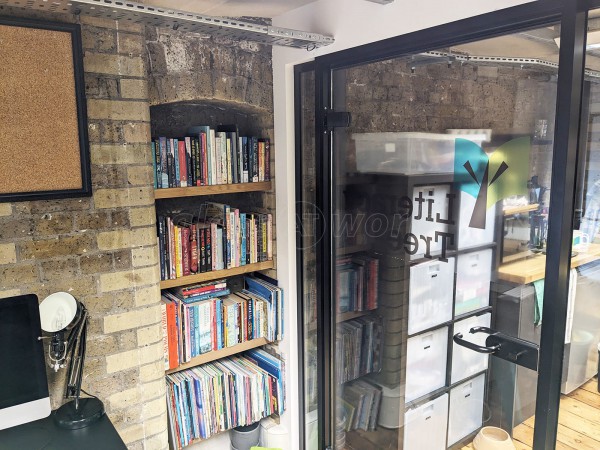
335, 316, 383, 384
152, 126, 270, 188
157, 202, 273, 281
341, 380, 382, 432
166, 348, 285, 448
336, 254, 380, 313
160, 276, 284, 370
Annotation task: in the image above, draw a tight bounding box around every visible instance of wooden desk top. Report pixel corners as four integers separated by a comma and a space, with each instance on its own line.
497, 243, 600, 284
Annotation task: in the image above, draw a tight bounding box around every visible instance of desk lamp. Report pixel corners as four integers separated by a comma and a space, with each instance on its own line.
39, 292, 105, 429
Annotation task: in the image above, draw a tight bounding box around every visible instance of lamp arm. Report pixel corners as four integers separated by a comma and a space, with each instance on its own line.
64, 308, 88, 406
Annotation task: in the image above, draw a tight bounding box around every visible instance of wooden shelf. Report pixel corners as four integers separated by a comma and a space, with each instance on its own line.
166, 337, 270, 375
160, 260, 274, 289
154, 181, 272, 199
338, 244, 369, 255
503, 203, 539, 216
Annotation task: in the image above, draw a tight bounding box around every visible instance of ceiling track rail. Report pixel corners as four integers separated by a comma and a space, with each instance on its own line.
422, 51, 600, 79
0, 0, 335, 49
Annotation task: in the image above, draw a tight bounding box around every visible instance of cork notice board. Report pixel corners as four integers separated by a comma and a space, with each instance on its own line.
0, 18, 90, 202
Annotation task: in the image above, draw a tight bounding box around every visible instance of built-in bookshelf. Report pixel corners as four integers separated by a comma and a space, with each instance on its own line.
152, 119, 282, 450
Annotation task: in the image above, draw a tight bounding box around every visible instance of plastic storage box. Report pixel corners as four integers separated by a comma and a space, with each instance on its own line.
457, 192, 496, 249
451, 313, 491, 384
405, 326, 448, 402
404, 394, 449, 450
455, 249, 493, 316
408, 258, 455, 335
410, 184, 451, 260
352, 132, 458, 175
448, 373, 486, 445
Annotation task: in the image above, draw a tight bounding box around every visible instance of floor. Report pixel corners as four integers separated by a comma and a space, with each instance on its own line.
462, 378, 600, 450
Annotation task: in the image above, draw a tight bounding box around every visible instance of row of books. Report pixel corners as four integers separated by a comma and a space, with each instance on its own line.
166, 348, 285, 448
158, 202, 273, 281
161, 276, 284, 370
341, 380, 382, 432
335, 316, 383, 384
152, 127, 270, 189
336, 254, 380, 314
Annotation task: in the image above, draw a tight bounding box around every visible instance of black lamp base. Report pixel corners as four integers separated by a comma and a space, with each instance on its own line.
54, 397, 105, 430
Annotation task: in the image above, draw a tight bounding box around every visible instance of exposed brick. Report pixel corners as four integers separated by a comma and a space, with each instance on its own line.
87, 334, 118, 357
132, 246, 158, 268
0, 289, 21, 299
40, 258, 79, 280
80, 253, 113, 274
0, 264, 39, 288
0, 243, 17, 265
0, 217, 35, 240
33, 213, 73, 236
143, 431, 169, 450
82, 26, 117, 53
127, 165, 154, 186
120, 79, 148, 99
117, 32, 144, 55
14, 198, 91, 214
139, 361, 164, 383
105, 341, 162, 373
137, 324, 161, 347
141, 379, 165, 402
117, 423, 144, 445
18, 235, 96, 260
129, 206, 156, 227
142, 396, 166, 420
90, 144, 152, 165
111, 210, 131, 228
104, 304, 161, 333
118, 329, 138, 351
0, 203, 12, 217
99, 265, 158, 292
34, 276, 99, 298
109, 386, 141, 410
87, 99, 150, 121
74, 211, 112, 231
134, 285, 160, 307
85, 75, 120, 99
93, 187, 154, 209
84, 53, 145, 78
123, 122, 151, 143
97, 227, 155, 251
114, 249, 133, 270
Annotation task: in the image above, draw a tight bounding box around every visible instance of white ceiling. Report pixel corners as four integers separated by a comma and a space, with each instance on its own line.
139, 0, 318, 18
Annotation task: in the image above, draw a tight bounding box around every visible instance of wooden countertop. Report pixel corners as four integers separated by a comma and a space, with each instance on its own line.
497, 243, 600, 284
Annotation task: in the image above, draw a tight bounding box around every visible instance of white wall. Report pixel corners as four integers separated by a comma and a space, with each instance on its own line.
271, 1, 533, 449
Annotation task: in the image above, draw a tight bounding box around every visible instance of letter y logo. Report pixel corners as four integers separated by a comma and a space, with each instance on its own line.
454, 137, 530, 229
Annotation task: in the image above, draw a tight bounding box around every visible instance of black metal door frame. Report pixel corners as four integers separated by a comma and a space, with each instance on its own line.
295, 0, 599, 448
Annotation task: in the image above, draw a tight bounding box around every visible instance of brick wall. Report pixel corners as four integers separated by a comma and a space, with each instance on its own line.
0, 9, 276, 450
0, 12, 167, 450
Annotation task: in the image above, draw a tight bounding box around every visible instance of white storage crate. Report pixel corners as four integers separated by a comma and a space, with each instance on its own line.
405, 326, 448, 402
451, 313, 491, 384
448, 373, 486, 445
457, 192, 496, 249
352, 132, 458, 175
403, 394, 449, 450
408, 258, 455, 335
455, 249, 493, 316
410, 184, 451, 260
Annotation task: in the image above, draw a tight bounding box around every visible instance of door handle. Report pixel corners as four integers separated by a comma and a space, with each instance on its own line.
453, 330, 501, 354
454, 326, 539, 371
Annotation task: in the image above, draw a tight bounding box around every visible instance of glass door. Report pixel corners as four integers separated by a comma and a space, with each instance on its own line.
326, 22, 566, 450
